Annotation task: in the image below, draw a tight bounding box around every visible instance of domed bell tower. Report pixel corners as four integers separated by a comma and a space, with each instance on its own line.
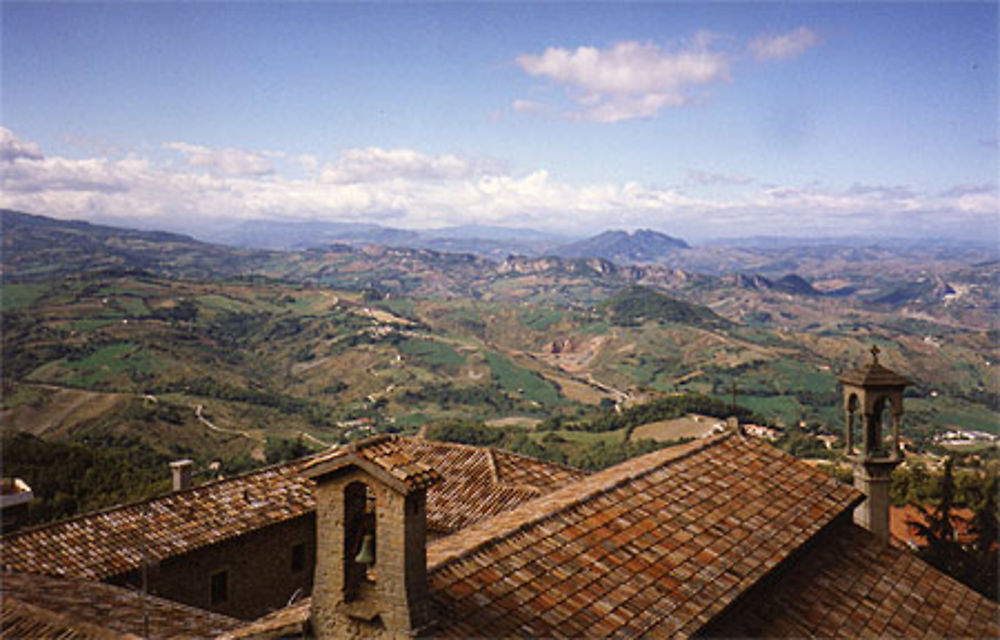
839, 346, 911, 544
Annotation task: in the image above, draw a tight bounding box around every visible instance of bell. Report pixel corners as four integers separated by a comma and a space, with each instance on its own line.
354, 533, 375, 566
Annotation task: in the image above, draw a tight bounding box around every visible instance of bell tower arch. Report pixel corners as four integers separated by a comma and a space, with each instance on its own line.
303, 436, 441, 638
838, 345, 911, 544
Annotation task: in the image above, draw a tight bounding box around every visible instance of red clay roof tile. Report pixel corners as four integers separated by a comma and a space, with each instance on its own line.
17, 431, 996, 640
2, 460, 313, 581
2, 437, 585, 581
1, 571, 241, 639
427, 434, 863, 638
712, 521, 999, 639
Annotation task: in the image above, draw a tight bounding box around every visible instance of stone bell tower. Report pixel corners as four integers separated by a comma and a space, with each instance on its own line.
839, 346, 911, 544
302, 435, 441, 639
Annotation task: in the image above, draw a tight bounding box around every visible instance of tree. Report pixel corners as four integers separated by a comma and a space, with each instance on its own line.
910, 458, 956, 546
965, 469, 999, 600
891, 462, 935, 506
908, 458, 998, 602
160, 298, 198, 324
265, 435, 315, 464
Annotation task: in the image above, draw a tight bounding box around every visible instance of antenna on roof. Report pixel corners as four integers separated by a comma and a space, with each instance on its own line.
728, 379, 745, 436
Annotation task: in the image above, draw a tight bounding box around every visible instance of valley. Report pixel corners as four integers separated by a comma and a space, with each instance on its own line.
2, 210, 998, 527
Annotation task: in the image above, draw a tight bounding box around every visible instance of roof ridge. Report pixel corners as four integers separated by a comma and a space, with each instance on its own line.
1, 455, 317, 540
426, 433, 731, 572
3, 571, 245, 639
0, 597, 137, 640
302, 435, 398, 471
349, 433, 397, 451
2, 570, 244, 625
303, 434, 442, 491
484, 448, 501, 485
304, 436, 574, 491
486, 444, 591, 477
413, 436, 587, 477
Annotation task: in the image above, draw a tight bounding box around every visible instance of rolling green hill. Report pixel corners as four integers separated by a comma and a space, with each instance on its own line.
2, 211, 997, 526
603, 285, 731, 329
1, 209, 281, 282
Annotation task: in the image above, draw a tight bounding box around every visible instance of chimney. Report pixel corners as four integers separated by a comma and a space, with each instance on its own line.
0, 477, 35, 532
302, 436, 441, 638
838, 346, 911, 545
726, 416, 743, 435
170, 459, 194, 491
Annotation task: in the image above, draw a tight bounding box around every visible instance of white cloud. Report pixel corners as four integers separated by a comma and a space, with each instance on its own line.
954, 192, 1000, 215
515, 39, 730, 123
3, 155, 142, 195
319, 147, 484, 184
748, 27, 819, 62
686, 169, 754, 187
298, 154, 320, 173
845, 183, 916, 200
164, 142, 275, 176
0, 127, 44, 161
513, 28, 822, 122
0, 129, 994, 240
939, 182, 996, 198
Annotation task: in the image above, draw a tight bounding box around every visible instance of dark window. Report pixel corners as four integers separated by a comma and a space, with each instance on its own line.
210, 570, 229, 605
291, 543, 306, 572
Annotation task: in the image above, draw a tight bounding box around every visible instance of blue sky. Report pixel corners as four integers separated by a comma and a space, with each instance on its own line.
2, 2, 997, 241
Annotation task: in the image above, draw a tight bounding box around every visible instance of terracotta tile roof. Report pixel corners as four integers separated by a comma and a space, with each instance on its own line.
2, 461, 314, 581
406, 440, 587, 534
711, 521, 1000, 638
890, 504, 979, 549
220, 435, 998, 640
215, 601, 310, 640
1, 598, 123, 640
1, 571, 242, 639
2, 438, 584, 580
426, 434, 862, 638
303, 435, 443, 491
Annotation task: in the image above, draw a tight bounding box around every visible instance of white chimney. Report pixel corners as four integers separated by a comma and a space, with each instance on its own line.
170, 459, 194, 491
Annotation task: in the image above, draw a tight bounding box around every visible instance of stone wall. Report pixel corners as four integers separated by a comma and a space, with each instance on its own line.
311, 469, 431, 639
111, 513, 315, 620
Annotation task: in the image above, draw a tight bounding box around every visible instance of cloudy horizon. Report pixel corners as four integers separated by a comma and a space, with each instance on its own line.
2, 3, 996, 242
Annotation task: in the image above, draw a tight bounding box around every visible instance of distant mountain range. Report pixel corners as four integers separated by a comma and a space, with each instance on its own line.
195, 220, 699, 267
549, 229, 689, 263
725, 273, 821, 296
194, 219, 575, 260
3, 209, 997, 330
77, 211, 999, 269
4, 212, 996, 535
211, 219, 419, 250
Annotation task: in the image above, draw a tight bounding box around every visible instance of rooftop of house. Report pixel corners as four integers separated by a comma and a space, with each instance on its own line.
6, 433, 999, 639
0, 571, 242, 640
837, 346, 912, 388
708, 521, 1000, 638
890, 504, 980, 549
302, 434, 444, 491
2, 460, 315, 582
1, 438, 586, 581
222, 432, 998, 639
426, 433, 860, 637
